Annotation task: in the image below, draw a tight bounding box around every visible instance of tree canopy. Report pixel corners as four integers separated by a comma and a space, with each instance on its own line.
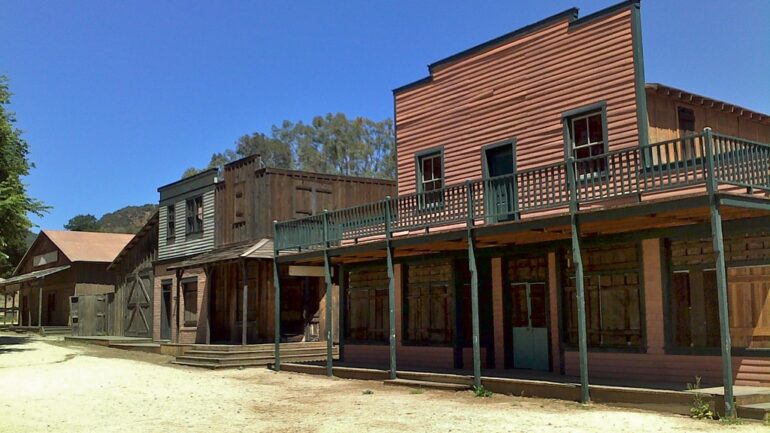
183, 113, 394, 179
63, 214, 99, 232
64, 204, 157, 234
0, 76, 49, 276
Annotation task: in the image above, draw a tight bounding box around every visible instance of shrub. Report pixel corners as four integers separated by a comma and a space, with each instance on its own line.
472, 385, 493, 398
687, 377, 716, 420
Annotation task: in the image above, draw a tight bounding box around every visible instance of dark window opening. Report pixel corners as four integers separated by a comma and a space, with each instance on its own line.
166, 205, 176, 241
182, 280, 198, 327
417, 151, 444, 207
568, 111, 607, 176
677, 106, 696, 137
185, 196, 204, 235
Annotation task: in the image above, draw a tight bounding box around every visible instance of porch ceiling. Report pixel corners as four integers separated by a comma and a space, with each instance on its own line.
276, 192, 770, 266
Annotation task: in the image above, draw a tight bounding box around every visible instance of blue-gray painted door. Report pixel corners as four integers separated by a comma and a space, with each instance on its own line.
511, 282, 549, 371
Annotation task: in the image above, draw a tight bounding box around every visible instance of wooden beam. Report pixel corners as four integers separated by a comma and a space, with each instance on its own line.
322, 210, 334, 377
273, 222, 282, 371
38, 286, 42, 332
241, 260, 248, 346
204, 265, 212, 345
385, 197, 397, 380
465, 182, 482, 389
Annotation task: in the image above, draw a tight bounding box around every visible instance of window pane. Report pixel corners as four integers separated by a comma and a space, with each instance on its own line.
422, 157, 433, 182
572, 117, 589, 146
432, 156, 442, 180
588, 113, 604, 143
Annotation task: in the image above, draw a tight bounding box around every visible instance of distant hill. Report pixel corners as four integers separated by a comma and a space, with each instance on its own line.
26, 230, 37, 248
97, 204, 158, 234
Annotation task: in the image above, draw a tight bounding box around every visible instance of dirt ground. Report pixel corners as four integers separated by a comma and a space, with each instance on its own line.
0, 333, 764, 433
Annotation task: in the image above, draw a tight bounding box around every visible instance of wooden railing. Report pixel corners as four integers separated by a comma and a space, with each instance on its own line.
275, 130, 770, 253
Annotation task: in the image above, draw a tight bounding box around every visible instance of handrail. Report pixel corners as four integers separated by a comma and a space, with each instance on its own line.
274, 129, 770, 252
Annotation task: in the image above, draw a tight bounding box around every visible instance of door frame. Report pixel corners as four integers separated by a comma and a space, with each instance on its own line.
480, 138, 518, 223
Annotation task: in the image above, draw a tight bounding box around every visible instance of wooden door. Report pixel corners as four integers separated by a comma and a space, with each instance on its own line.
509, 282, 549, 370
124, 271, 153, 338
483, 143, 516, 222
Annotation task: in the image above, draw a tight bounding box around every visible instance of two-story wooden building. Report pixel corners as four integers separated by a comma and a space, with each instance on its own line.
154, 168, 218, 343
273, 0, 770, 416
166, 155, 396, 353
0, 230, 133, 334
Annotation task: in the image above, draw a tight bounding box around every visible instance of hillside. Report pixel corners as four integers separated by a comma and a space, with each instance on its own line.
97, 204, 158, 234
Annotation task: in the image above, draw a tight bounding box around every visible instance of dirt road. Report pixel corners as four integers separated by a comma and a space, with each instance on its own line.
0, 333, 762, 433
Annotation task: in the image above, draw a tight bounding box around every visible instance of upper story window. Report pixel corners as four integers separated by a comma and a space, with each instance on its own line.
33, 251, 58, 268
677, 106, 696, 137
185, 196, 204, 235
166, 205, 176, 242
417, 149, 444, 207
565, 107, 608, 176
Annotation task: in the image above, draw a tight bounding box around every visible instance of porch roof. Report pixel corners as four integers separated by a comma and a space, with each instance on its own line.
167, 239, 273, 270
0, 265, 71, 291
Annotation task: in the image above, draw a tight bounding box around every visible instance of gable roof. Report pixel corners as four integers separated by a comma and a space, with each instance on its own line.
108, 212, 159, 270
41, 230, 134, 263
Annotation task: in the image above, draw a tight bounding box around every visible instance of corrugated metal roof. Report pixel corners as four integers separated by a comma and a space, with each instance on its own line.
0, 265, 71, 289
167, 239, 274, 270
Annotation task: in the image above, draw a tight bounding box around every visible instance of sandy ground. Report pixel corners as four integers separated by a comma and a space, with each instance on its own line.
0, 333, 763, 433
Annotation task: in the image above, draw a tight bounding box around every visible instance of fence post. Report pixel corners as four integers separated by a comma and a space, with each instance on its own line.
567, 157, 590, 403
465, 181, 482, 389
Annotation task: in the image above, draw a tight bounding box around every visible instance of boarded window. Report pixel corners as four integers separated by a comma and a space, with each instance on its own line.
182, 280, 198, 327
346, 267, 389, 343
234, 181, 245, 224
403, 261, 453, 345
185, 196, 204, 235
669, 235, 770, 349
33, 251, 58, 267
677, 106, 696, 137
563, 245, 643, 348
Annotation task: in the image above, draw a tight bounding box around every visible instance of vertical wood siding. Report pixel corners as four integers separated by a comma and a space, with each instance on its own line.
395, 8, 639, 195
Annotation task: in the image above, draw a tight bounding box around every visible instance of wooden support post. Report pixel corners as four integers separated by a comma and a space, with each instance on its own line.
322, 210, 334, 377
12, 292, 17, 326
567, 157, 590, 403
384, 196, 397, 380
241, 259, 248, 346
3, 290, 7, 326
465, 182, 482, 389
704, 127, 735, 417
38, 286, 43, 332
175, 270, 183, 343
204, 266, 212, 345
273, 220, 282, 371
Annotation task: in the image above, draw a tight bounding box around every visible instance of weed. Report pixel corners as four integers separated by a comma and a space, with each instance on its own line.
472, 385, 493, 398
409, 388, 424, 395
687, 377, 717, 420
362, 389, 374, 395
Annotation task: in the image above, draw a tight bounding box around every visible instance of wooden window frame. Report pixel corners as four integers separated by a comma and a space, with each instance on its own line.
401, 260, 454, 347
185, 196, 204, 236
182, 278, 198, 327
166, 205, 176, 243
562, 102, 609, 178
676, 105, 696, 138
414, 146, 445, 209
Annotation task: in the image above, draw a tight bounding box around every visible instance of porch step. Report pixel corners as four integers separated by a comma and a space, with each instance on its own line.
183, 346, 334, 359
173, 351, 337, 369
396, 371, 474, 386
736, 402, 770, 421
108, 342, 162, 354
383, 378, 471, 392
187, 341, 326, 352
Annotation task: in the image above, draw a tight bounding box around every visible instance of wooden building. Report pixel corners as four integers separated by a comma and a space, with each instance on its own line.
167, 155, 396, 347
0, 231, 132, 333
273, 0, 770, 417
153, 168, 218, 343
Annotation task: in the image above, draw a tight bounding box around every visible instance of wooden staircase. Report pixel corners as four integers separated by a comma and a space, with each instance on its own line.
173, 342, 338, 369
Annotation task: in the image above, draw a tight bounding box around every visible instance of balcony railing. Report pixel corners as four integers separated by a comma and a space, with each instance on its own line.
275, 130, 770, 253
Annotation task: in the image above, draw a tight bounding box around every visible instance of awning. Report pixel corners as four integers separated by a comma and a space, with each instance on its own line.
0, 265, 71, 291
167, 239, 274, 271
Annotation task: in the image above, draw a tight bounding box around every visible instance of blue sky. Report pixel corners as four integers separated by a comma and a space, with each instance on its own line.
1, 0, 768, 231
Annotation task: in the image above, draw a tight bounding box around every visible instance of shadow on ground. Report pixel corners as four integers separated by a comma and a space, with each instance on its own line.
0, 335, 31, 354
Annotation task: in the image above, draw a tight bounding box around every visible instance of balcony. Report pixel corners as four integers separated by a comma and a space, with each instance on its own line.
274, 129, 770, 255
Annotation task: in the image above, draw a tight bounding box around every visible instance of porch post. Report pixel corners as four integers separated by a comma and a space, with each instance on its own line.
704, 127, 735, 417
13, 291, 17, 326
204, 265, 212, 345
567, 157, 590, 403
384, 196, 397, 380
322, 210, 334, 377
465, 181, 482, 389
175, 269, 183, 343
3, 290, 7, 326
273, 221, 282, 371
241, 259, 248, 346
38, 286, 43, 332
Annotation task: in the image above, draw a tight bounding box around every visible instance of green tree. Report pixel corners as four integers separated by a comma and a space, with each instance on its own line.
234, 133, 292, 169
64, 214, 99, 232
0, 76, 49, 276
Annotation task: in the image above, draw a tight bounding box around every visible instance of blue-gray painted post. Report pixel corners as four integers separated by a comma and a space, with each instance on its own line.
384, 197, 398, 380
272, 221, 282, 371
465, 181, 482, 388
566, 157, 590, 403
322, 210, 334, 377
704, 127, 735, 417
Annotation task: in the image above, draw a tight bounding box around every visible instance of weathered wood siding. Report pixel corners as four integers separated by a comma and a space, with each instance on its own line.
215, 162, 395, 247
158, 189, 215, 260
395, 7, 640, 194
647, 88, 770, 143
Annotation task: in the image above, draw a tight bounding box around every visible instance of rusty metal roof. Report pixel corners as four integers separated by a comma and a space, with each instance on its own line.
167, 239, 273, 271
42, 230, 134, 263
0, 265, 71, 290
